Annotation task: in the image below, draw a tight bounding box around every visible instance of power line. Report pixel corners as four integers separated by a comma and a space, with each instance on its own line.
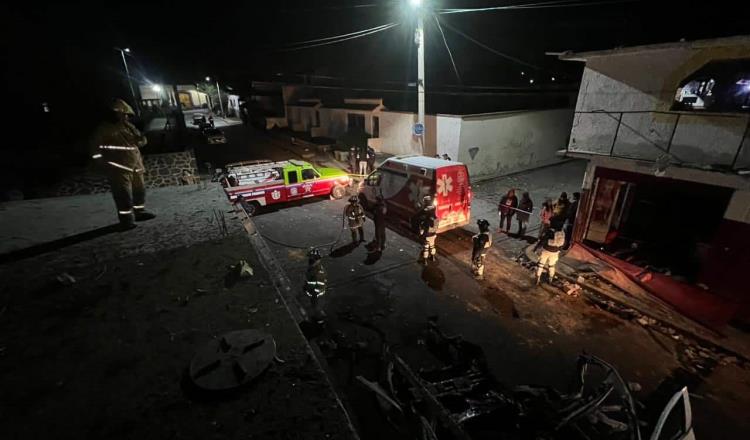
437, 19, 542, 70
433, 15, 462, 85
278, 23, 399, 52
437, 0, 640, 15
280, 22, 395, 47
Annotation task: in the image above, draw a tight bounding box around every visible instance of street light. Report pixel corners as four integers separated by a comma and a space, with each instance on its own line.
205, 76, 225, 116
114, 47, 139, 116
409, 0, 425, 153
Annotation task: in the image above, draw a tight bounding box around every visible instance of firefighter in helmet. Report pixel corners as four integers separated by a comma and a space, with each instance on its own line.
344, 196, 366, 244
536, 227, 565, 285
417, 195, 438, 264
304, 248, 327, 309
471, 219, 492, 279
90, 99, 155, 230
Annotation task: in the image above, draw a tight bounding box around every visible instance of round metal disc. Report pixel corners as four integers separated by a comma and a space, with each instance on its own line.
189, 329, 276, 391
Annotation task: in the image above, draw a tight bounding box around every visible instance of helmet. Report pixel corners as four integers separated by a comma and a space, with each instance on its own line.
307, 248, 322, 261
349, 196, 358, 204
422, 195, 435, 209
112, 98, 135, 115
477, 219, 490, 231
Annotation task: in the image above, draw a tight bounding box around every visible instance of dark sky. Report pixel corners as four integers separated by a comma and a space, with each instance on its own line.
5, 0, 750, 122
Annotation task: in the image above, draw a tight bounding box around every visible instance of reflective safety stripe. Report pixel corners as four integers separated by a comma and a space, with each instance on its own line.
99, 145, 137, 150
306, 281, 325, 285
133, 205, 145, 209
107, 161, 135, 172
91, 154, 103, 159
118, 210, 133, 215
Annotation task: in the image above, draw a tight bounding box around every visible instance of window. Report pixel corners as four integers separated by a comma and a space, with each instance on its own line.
301, 168, 317, 180
347, 113, 365, 131
287, 170, 298, 184
315, 111, 320, 127
373, 116, 380, 137
672, 58, 750, 112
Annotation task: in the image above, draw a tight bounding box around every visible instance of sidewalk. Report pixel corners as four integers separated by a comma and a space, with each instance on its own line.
0, 185, 358, 439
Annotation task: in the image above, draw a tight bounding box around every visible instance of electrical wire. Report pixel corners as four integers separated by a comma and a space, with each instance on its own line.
280, 22, 396, 47
433, 15, 462, 85
437, 0, 640, 15
437, 19, 542, 70
279, 22, 399, 52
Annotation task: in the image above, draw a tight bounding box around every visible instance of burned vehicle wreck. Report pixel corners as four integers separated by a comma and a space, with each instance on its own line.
357, 321, 695, 440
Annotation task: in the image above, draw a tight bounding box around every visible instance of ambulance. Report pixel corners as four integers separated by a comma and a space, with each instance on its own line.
221, 159, 351, 214
358, 155, 472, 233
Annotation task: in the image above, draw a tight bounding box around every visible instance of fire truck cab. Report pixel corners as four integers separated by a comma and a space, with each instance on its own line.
222, 159, 351, 214
358, 155, 472, 233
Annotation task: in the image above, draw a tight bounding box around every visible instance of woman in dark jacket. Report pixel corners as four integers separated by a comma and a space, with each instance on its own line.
516, 192, 533, 236
498, 189, 518, 233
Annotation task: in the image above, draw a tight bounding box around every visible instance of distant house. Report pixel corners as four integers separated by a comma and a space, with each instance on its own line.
559, 35, 750, 327
138, 84, 210, 110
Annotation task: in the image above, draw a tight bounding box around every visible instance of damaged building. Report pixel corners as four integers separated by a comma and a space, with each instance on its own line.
560, 36, 750, 330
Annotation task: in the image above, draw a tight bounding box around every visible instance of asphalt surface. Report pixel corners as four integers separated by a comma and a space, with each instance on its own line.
190, 124, 750, 439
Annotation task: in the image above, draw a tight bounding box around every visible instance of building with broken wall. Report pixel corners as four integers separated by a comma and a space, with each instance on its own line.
560, 36, 750, 329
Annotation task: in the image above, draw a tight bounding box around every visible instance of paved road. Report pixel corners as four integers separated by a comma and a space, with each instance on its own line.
180, 124, 750, 438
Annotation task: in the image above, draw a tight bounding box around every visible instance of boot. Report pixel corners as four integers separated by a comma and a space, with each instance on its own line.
118, 213, 137, 231
134, 210, 156, 222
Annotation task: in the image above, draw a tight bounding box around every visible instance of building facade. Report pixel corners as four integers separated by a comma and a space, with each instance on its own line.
561, 36, 750, 321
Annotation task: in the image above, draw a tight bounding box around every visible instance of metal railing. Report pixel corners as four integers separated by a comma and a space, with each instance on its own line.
570, 110, 750, 170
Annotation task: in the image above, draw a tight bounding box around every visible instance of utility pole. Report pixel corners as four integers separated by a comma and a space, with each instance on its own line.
412, 0, 425, 154
115, 47, 140, 116
206, 76, 225, 116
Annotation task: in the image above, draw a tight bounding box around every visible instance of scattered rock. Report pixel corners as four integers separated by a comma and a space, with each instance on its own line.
56, 272, 76, 286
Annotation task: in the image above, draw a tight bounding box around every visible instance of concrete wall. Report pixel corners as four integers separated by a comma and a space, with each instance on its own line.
287, 106, 319, 132
372, 111, 436, 156
569, 41, 750, 168
442, 109, 574, 179
318, 108, 375, 139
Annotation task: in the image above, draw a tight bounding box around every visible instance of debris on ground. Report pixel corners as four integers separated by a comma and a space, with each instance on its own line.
56, 272, 76, 285
224, 260, 254, 287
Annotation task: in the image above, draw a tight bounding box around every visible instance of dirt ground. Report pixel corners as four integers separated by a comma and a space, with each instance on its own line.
0, 232, 356, 439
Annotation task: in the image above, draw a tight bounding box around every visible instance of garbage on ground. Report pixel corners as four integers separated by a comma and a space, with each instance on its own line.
225, 260, 254, 288
56, 272, 76, 286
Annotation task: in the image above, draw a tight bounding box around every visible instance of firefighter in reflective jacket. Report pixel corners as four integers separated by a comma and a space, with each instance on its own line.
536, 227, 565, 285
471, 219, 492, 279
90, 99, 155, 229
304, 248, 327, 308
417, 196, 438, 264
344, 196, 365, 243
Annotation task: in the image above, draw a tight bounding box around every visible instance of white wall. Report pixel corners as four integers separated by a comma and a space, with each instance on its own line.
569, 42, 750, 168
444, 109, 574, 179
374, 111, 436, 156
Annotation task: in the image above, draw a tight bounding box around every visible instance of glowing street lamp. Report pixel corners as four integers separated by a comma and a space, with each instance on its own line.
205, 76, 224, 116
151, 84, 162, 93
114, 46, 139, 116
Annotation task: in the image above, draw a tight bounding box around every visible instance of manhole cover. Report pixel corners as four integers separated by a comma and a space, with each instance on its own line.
189, 329, 276, 391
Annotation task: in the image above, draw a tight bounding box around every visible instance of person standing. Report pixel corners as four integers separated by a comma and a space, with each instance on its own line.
552, 192, 570, 230
417, 196, 438, 264
471, 219, 492, 279
564, 192, 580, 249
535, 200, 554, 250
366, 146, 376, 174
516, 192, 533, 237
372, 195, 387, 252
358, 147, 368, 176
536, 227, 565, 285
442, 153, 452, 161
349, 146, 358, 175
90, 98, 156, 230
344, 196, 366, 244
304, 248, 327, 322
497, 189, 518, 233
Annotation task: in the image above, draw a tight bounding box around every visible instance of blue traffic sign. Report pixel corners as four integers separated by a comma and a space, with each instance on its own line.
413, 123, 424, 136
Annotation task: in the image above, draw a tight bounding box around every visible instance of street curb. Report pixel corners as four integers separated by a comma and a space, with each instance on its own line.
239, 209, 362, 440
523, 244, 750, 363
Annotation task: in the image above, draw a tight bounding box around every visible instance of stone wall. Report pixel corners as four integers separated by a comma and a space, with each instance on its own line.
49, 150, 199, 197
142, 150, 199, 188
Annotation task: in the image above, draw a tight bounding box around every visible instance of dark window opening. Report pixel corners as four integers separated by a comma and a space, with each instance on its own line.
373, 116, 380, 137
287, 171, 298, 184
672, 58, 750, 112
301, 169, 317, 180
347, 113, 365, 131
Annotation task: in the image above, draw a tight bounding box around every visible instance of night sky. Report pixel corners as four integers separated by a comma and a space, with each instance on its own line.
4, 0, 749, 147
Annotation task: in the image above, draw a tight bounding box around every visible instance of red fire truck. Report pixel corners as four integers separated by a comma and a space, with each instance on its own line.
221, 160, 351, 214
358, 155, 472, 233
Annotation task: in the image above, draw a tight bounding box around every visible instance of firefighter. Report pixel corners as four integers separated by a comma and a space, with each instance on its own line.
90, 99, 155, 230
471, 219, 492, 279
372, 195, 387, 252
417, 195, 438, 264
304, 248, 327, 312
344, 196, 366, 244
536, 227, 566, 285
